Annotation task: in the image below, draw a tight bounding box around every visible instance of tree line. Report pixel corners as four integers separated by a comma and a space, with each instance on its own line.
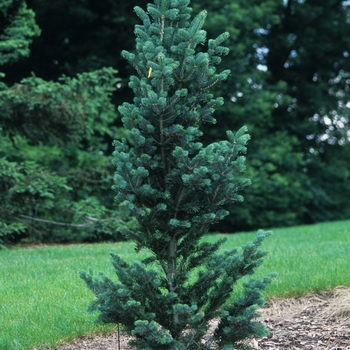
1, 0, 350, 245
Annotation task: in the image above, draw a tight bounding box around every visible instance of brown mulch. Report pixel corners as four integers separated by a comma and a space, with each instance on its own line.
57, 287, 350, 350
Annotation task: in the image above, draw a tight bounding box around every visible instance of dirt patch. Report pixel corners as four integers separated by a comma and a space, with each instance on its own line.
57, 287, 350, 349
246, 287, 350, 349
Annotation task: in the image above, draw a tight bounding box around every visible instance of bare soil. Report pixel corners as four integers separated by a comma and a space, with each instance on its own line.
57, 287, 350, 350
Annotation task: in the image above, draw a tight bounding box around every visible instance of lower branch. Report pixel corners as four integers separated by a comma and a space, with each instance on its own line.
3, 209, 95, 228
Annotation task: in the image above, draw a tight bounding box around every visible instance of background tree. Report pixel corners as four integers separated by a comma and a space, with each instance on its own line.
1, 0, 149, 110
263, 0, 350, 224
0, 0, 135, 245
81, 0, 273, 348
0, 0, 40, 66
193, 0, 350, 230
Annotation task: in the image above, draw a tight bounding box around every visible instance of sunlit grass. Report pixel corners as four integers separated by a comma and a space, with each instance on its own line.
1, 219, 350, 349
0, 242, 148, 350
208, 219, 350, 298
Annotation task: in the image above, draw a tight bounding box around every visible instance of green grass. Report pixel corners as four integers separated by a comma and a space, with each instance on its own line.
1, 219, 350, 349
207, 219, 350, 298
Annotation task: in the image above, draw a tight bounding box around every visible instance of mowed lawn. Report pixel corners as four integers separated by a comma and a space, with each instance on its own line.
1, 219, 350, 349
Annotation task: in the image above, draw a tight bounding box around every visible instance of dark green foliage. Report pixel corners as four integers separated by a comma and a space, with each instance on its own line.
1, 69, 118, 146
81, 0, 273, 348
0, 0, 40, 65
262, 0, 350, 224
1, 0, 148, 85
4, 0, 350, 231
0, 2, 136, 245
195, 0, 350, 230
0, 68, 134, 245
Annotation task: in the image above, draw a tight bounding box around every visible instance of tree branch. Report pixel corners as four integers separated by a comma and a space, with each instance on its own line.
4, 209, 96, 228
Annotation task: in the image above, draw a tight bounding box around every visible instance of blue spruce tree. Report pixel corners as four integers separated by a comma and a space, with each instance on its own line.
80, 0, 274, 348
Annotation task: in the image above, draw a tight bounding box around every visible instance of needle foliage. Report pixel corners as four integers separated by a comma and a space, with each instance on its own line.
80, 0, 273, 348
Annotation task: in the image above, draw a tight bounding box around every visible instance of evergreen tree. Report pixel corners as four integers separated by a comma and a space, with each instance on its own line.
0, 0, 40, 66
0, 0, 135, 245
80, 0, 273, 348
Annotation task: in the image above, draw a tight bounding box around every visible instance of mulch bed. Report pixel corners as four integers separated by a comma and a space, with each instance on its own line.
57, 287, 350, 350
246, 287, 350, 349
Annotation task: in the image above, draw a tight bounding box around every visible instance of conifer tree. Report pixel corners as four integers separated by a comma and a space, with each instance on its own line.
80, 0, 274, 348
0, 0, 40, 66
0, 1, 134, 245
